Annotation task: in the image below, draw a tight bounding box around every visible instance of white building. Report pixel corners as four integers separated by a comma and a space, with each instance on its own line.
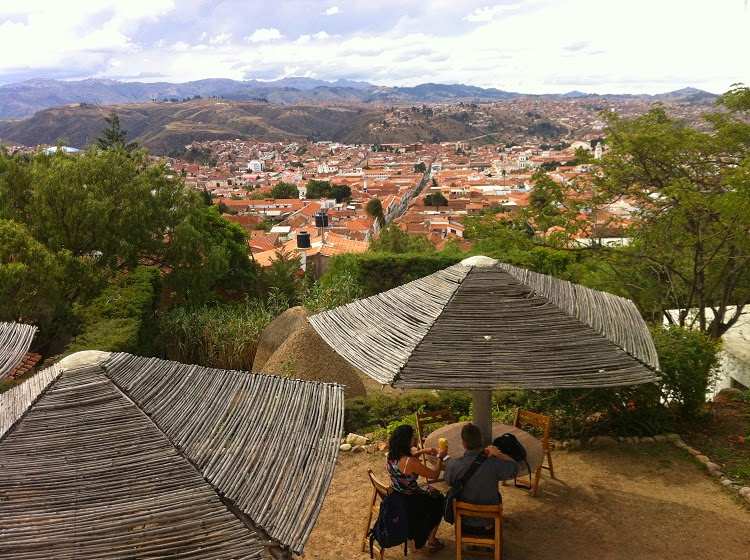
248, 160, 265, 173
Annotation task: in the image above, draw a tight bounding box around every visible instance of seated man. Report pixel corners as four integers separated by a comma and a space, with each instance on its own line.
444, 423, 519, 534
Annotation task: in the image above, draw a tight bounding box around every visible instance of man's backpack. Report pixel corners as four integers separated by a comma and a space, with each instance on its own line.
493, 433, 533, 490
368, 492, 409, 558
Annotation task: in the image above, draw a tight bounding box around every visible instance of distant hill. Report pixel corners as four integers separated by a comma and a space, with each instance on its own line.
0, 98, 569, 155
0, 77, 719, 119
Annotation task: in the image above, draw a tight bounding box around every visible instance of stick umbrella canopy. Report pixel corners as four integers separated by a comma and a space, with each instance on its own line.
0, 323, 37, 382
309, 256, 661, 390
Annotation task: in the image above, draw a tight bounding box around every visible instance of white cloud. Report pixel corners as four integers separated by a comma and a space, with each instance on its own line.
245, 28, 284, 43
324, 6, 341, 15
209, 32, 232, 45
464, 3, 520, 22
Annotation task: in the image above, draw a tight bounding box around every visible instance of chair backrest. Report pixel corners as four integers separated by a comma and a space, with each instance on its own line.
454, 500, 503, 559
514, 409, 552, 447
368, 469, 392, 499
415, 408, 455, 446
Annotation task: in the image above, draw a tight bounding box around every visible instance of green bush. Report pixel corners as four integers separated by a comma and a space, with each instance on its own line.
650, 325, 721, 418
322, 253, 463, 297
68, 267, 160, 355
344, 390, 473, 434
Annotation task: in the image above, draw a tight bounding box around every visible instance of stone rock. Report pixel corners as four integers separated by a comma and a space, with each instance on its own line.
666, 433, 681, 442
721, 478, 736, 487
339, 443, 352, 452
364, 432, 376, 440
695, 455, 710, 464
549, 440, 561, 450
346, 433, 368, 446
686, 447, 701, 456
745, 494, 750, 505
674, 440, 688, 449
653, 435, 668, 443
352, 445, 365, 454
632, 436, 640, 445
377, 442, 388, 452
739, 487, 750, 497
625, 437, 635, 445
706, 462, 723, 476
566, 439, 581, 450
640, 436, 654, 443
590, 436, 618, 448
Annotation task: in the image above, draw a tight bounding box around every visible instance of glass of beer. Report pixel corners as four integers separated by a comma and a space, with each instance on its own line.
438, 437, 448, 453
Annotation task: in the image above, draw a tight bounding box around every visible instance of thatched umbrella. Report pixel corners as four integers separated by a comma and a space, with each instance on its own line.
0, 323, 37, 382
308, 256, 661, 442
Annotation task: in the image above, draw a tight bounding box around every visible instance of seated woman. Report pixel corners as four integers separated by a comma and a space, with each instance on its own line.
386, 424, 447, 552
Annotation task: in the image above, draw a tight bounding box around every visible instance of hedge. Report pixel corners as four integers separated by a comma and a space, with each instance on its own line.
67, 266, 161, 356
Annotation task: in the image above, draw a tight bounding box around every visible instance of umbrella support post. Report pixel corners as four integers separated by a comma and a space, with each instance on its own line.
472, 390, 493, 446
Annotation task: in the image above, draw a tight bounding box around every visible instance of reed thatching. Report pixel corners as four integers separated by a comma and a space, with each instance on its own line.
0, 322, 37, 381
0, 353, 345, 558
253, 306, 314, 371
309, 257, 661, 390
103, 353, 344, 555
0, 364, 264, 560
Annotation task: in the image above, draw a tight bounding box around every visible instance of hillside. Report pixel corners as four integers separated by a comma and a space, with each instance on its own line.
0, 99, 567, 154
0, 77, 719, 119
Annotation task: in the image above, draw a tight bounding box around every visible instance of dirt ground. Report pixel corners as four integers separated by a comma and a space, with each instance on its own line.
305, 443, 750, 560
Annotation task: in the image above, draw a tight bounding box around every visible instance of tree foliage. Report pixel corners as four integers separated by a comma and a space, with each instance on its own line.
424, 191, 448, 210
96, 110, 139, 152
590, 90, 750, 338
306, 179, 351, 202
270, 181, 299, 199
364, 198, 386, 228
369, 225, 434, 254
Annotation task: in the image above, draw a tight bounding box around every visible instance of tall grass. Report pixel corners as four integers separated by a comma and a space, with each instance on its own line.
160, 298, 283, 371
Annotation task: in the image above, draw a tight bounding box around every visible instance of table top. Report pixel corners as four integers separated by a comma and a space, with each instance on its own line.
423, 421, 543, 477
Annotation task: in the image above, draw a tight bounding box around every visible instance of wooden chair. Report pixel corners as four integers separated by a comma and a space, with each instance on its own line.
513, 408, 555, 496
361, 469, 393, 559
454, 500, 503, 560
415, 408, 455, 482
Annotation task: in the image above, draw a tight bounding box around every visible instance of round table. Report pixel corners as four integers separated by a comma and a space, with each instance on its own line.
423, 421, 543, 478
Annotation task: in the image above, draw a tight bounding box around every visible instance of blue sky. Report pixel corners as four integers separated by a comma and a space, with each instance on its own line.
1, 0, 748, 94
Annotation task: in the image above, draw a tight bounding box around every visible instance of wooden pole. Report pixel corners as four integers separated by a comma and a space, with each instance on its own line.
472, 390, 492, 446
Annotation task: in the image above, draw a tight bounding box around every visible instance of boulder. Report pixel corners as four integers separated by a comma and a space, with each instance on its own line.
256, 307, 367, 399
640, 436, 654, 443
652, 435, 668, 443
340, 443, 352, 452
346, 433, 368, 446
352, 445, 365, 454
666, 433, 681, 442
739, 487, 750, 497
377, 442, 389, 452
695, 455, 710, 464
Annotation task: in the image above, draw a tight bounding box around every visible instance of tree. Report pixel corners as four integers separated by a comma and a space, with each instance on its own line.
414, 162, 426, 173
522, 169, 585, 245
306, 179, 351, 202
270, 181, 299, 199
365, 199, 386, 228
424, 192, 448, 211
587, 88, 750, 338
369, 225, 433, 254
95, 110, 139, 152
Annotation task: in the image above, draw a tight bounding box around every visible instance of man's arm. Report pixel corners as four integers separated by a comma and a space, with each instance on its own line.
485, 445, 520, 479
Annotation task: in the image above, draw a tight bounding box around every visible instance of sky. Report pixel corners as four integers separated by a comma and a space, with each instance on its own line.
0, 0, 748, 94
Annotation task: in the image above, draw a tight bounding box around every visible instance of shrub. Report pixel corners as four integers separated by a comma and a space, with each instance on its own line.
650, 325, 721, 418
68, 267, 160, 355
344, 391, 473, 434
322, 253, 463, 297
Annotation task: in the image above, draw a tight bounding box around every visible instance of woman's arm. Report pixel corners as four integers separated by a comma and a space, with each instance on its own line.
412, 447, 437, 457
403, 453, 445, 479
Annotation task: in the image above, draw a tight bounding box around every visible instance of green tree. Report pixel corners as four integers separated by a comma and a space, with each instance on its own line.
306, 179, 351, 202
590, 90, 750, 338
364, 199, 386, 228
369, 225, 433, 254
96, 110, 139, 152
270, 181, 299, 199
424, 191, 448, 211
413, 162, 426, 173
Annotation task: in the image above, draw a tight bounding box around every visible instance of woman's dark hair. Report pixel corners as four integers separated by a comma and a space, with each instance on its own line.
387, 424, 414, 462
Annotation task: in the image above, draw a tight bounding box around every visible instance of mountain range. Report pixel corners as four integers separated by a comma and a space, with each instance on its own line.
0, 78, 717, 119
